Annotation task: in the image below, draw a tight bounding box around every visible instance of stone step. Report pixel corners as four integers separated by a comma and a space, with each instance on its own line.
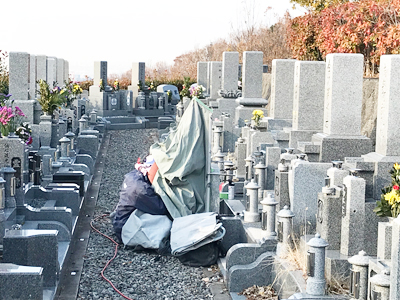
108, 123, 146, 130
104, 117, 138, 124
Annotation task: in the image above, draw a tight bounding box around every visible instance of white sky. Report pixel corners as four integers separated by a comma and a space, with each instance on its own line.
1, 0, 305, 79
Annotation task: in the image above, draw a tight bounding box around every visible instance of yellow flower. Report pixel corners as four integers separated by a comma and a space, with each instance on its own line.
385, 190, 400, 206
394, 163, 400, 170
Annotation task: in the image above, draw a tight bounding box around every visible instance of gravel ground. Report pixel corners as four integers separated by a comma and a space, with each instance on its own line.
77, 129, 216, 300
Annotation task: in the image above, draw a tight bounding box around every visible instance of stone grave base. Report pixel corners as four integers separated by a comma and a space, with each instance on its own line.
265, 117, 292, 131
289, 130, 319, 149
312, 133, 373, 162
235, 105, 268, 128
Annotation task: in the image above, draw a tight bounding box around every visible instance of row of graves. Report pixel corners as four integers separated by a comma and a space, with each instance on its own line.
0, 52, 106, 299
88, 61, 179, 130
175, 51, 400, 300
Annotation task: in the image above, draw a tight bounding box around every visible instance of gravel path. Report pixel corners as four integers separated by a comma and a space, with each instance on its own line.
77, 129, 215, 300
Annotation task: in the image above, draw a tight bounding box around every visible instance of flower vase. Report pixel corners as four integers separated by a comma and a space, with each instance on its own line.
388, 216, 396, 224
0, 126, 9, 138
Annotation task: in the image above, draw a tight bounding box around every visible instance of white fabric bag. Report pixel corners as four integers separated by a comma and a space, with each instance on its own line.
122, 209, 172, 249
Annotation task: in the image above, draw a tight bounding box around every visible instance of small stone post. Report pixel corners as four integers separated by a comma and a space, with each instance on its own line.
176, 101, 184, 121
348, 250, 370, 300
79, 117, 86, 134
254, 162, 266, 198
260, 193, 278, 237
213, 126, 223, 155
276, 205, 295, 257
138, 92, 146, 109
65, 131, 75, 157
213, 150, 225, 173
244, 179, 260, 222
90, 110, 97, 124
158, 96, 164, 110
82, 114, 89, 129
42, 155, 52, 177
245, 156, 254, 181
370, 270, 390, 300
306, 233, 329, 296
59, 137, 70, 158
0, 167, 16, 208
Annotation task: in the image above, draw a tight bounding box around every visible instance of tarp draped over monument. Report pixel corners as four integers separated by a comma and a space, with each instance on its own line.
151, 99, 211, 219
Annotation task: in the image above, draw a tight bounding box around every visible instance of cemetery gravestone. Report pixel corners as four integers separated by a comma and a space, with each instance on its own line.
9, 52, 29, 100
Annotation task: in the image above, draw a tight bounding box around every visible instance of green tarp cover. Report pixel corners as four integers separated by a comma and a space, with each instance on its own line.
150, 99, 211, 219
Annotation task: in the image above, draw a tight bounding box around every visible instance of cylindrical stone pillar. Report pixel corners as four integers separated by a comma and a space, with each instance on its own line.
370, 270, 390, 300
176, 101, 184, 119
90, 110, 97, 124
213, 126, 223, 155
253, 147, 264, 165
244, 179, 260, 222
213, 150, 225, 173
254, 162, 267, 198
306, 233, 329, 296
245, 156, 254, 181
54, 145, 61, 162
59, 137, 71, 158
42, 155, 52, 177
158, 96, 164, 110
260, 193, 278, 236
348, 250, 370, 300
138, 92, 146, 109
82, 114, 89, 129
79, 117, 86, 134
224, 161, 234, 182
65, 131, 75, 157
277, 205, 295, 257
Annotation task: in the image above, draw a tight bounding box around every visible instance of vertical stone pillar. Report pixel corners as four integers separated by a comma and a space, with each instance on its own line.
46, 57, 57, 88
341, 171, 366, 256
29, 54, 36, 99
260, 193, 278, 236
270, 59, 296, 120
348, 250, 370, 300
370, 270, 390, 300
59, 137, 70, 158
221, 52, 239, 92
9, 52, 29, 100
209, 62, 222, 99
244, 179, 260, 222
323, 53, 363, 136
306, 233, 329, 296
276, 205, 294, 258
197, 62, 208, 93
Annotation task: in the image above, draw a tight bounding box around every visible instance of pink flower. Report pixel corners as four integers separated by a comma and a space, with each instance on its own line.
15, 106, 25, 117
26, 136, 33, 145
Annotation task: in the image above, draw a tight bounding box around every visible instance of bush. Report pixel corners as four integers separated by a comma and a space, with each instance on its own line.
0, 50, 9, 96
287, 0, 400, 75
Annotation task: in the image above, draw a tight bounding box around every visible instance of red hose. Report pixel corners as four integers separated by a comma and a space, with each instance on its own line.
90, 214, 135, 300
